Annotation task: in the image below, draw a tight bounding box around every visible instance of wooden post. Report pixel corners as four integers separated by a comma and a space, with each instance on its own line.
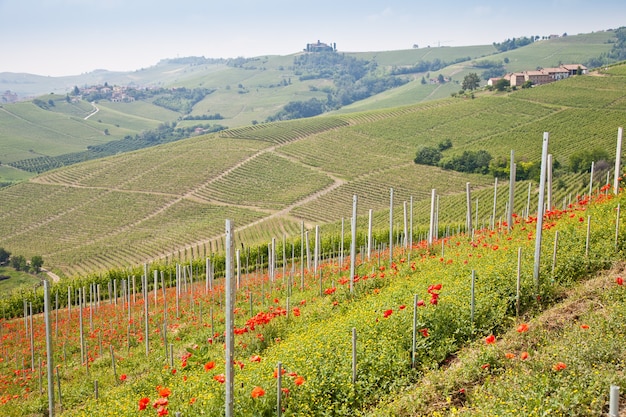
367, 209, 373, 261
470, 270, 475, 326
508, 151, 516, 230
43, 281, 55, 417
389, 188, 394, 265
350, 195, 357, 293
466, 182, 472, 235
276, 362, 283, 417
224, 220, 235, 417
614, 127, 623, 195
351, 327, 357, 384
516, 248, 522, 317
428, 189, 436, 246
492, 177, 498, 229
533, 132, 549, 291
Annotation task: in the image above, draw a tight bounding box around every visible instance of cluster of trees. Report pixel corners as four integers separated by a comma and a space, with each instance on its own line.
182, 113, 224, 120
152, 87, 215, 114
0, 248, 43, 274
267, 52, 408, 121
493, 36, 537, 52
390, 56, 471, 75
586, 27, 626, 68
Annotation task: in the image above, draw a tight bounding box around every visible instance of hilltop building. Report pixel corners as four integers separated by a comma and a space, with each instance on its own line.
305, 40, 336, 53
1, 90, 18, 103
487, 64, 587, 87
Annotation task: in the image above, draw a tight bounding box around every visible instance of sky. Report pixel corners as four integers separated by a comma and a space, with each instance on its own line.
1, 0, 625, 77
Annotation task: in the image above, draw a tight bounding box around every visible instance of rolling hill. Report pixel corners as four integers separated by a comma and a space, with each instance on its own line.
0, 29, 621, 189
0, 60, 624, 278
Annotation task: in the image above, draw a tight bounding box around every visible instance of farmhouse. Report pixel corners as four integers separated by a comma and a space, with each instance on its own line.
496, 64, 587, 87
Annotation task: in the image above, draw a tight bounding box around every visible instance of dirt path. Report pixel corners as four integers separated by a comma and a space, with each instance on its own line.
41, 267, 60, 283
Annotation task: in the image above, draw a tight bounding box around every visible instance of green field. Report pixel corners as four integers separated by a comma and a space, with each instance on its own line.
0, 62, 624, 277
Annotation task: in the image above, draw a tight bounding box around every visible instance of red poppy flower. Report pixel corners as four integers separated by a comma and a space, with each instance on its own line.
485, 334, 496, 344
520, 351, 529, 360
204, 361, 215, 371
156, 406, 168, 416
138, 397, 150, 411
516, 323, 529, 333
119, 374, 127, 382
617, 277, 624, 286
293, 307, 301, 316
273, 368, 286, 378
580, 324, 589, 329
416, 299, 425, 307
419, 328, 429, 337
249, 355, 262, 363
324, 287, 336, 295
553, 362, 567, 371
213, 374, 225, 383
153, 397, 168, 408
251, 386, 265, 398
505, 352, 515, 359
383, 309, 393, 318
157, 386, 171, 398
294, 376, 305, 386
399, 304, 406, 310
189, 397, 197, 405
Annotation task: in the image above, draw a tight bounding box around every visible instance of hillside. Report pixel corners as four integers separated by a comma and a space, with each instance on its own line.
0, 29, 621, 188
0, 61, 625, 278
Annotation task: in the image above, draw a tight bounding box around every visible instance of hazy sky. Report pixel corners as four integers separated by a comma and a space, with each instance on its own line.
1, 0, 624, 76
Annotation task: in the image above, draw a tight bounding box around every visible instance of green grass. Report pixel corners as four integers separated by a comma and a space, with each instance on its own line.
0, 267, 41, 292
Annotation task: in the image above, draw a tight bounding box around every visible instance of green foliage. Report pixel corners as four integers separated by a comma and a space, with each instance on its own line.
414, 146, 443, 165
0, 247, 10, 264
493, 36, 535, 52
569, 148, 611, 173
152, 87, 215, 114
462, 73, 481, 91
441, 150, 493, 174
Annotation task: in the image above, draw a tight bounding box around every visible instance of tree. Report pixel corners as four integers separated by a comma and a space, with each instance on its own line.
414, 146, 442, 166
462, 73, 480, 90
10, 255, 27, 271
73, 86, 80, 96
0, 247, 10, 264
437, 74, 445, 84
494, 78, 510, 91
30, 256, 44, 273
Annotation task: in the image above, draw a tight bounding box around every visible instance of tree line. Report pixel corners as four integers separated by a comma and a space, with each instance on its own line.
0, 247, 43, 275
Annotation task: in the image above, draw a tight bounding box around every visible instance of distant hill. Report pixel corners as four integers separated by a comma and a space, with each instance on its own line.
1, 60, 625, 277
1, 29, 623, 188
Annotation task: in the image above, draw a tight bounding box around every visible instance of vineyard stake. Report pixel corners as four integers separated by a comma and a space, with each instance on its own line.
610, 385, 620, 417
94, 380, 98, 400
533, 132, 550, 292
340, 218, 345, 267
143, 272, 149, 357
508, 150, 516, 230
525, 182, 532, 220
585, 215, 592, 257
616, 204, 621, 251
352, 327, 357, 383
409, 197, 414, 263
300, 221, 305, 290
614, 127, 623, 195
411, 294, 417, 368
276, 362, 283, 417
428, 189, 436, 246
466, 182, 472, 235
110, 345, 117, 383
224, 219, 235, 417
589, 161, 595, 196
403, 201, 408, 248
236, 249, 241, 290
492, 177, 498, 229
350, 195, 357, 293
389, 188, 394, 265
516, 248, 522, 317
29, 302, 34, 370
547, 154, 553, 211
315, 226, 321, 296
551, 231, 559, 280
79, 295, 84, 365
470, 270, 475, 326
43, 280, 55, 417
367, 209, 373, 261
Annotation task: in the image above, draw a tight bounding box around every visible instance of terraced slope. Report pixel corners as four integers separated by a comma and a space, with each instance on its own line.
1, 65, 625, 277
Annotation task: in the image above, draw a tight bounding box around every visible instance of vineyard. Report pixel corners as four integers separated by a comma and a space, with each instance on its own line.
1, 66, 626, 277
0, 184, 623, 416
